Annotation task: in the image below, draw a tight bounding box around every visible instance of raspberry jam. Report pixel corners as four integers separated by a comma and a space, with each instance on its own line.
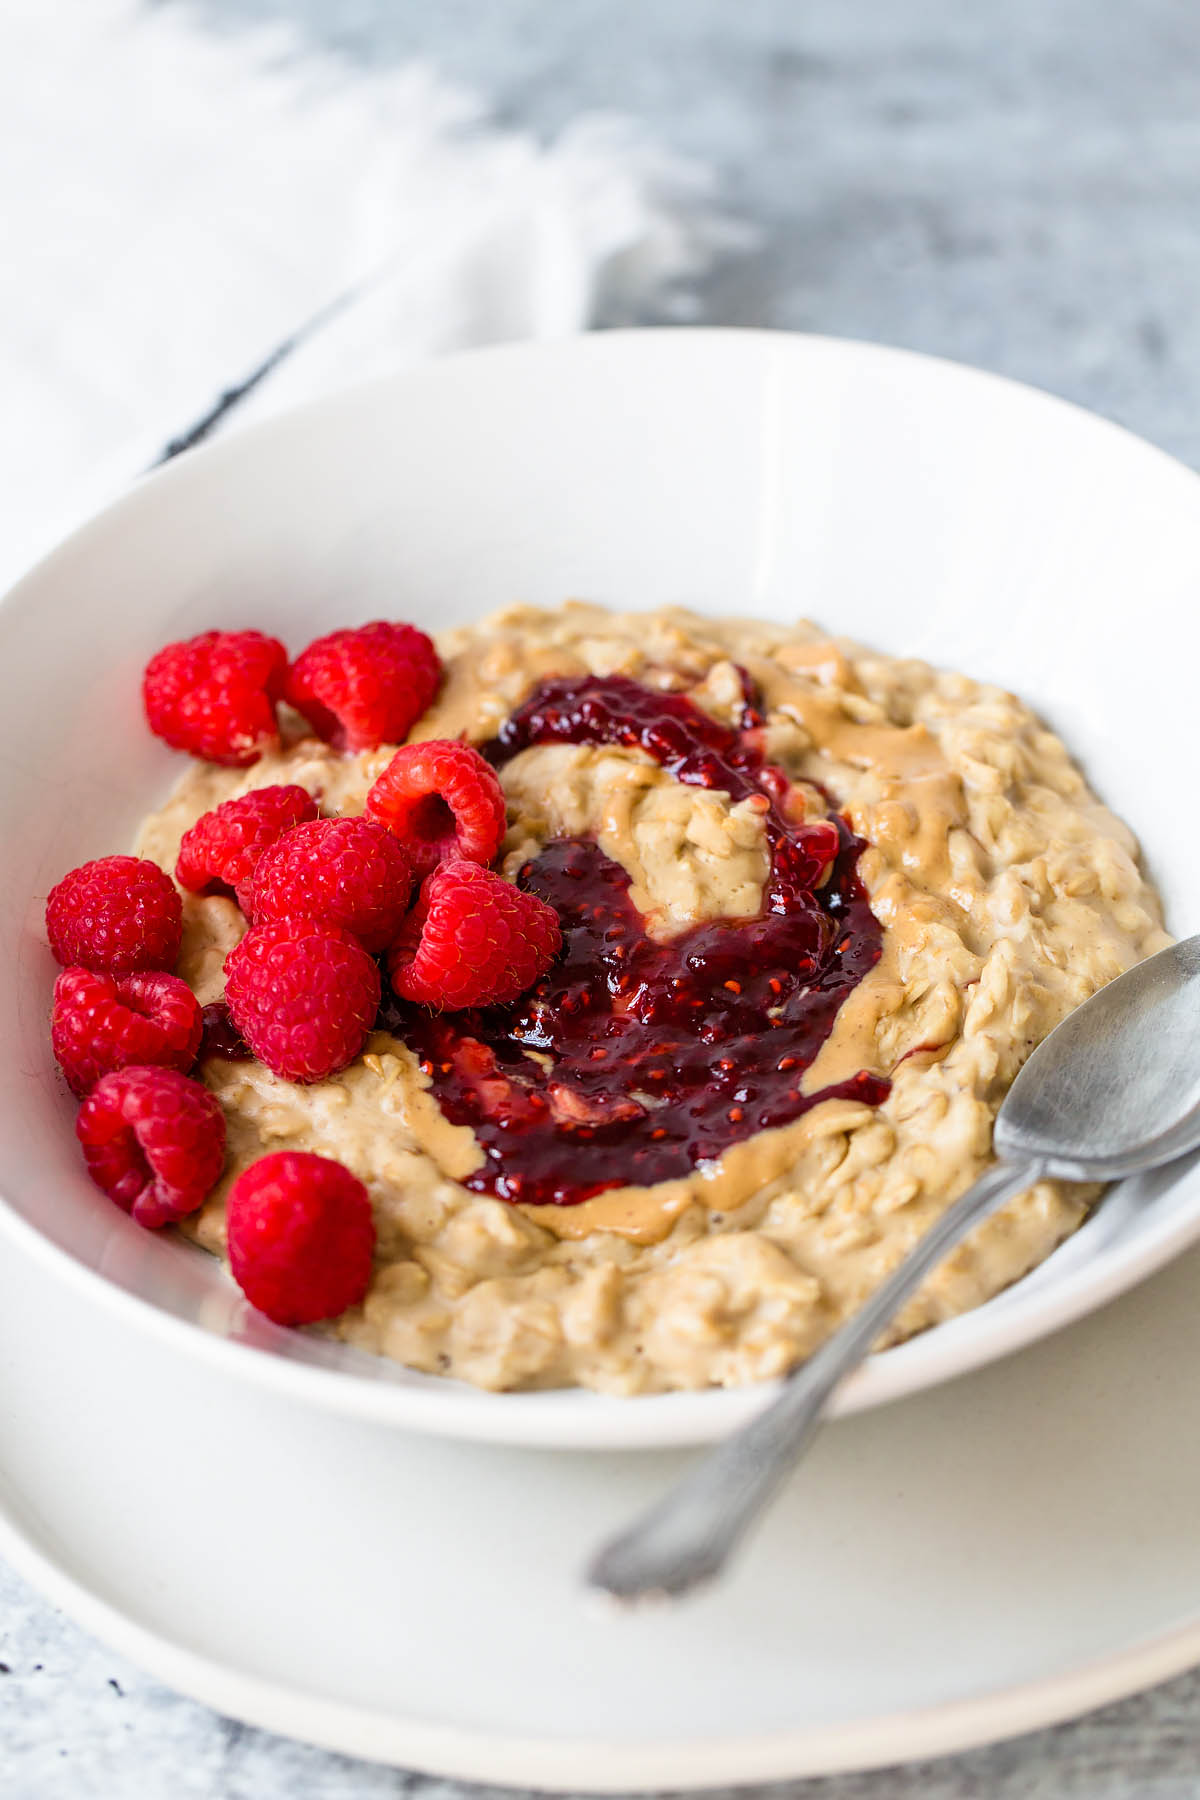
199, 1000, 250, 1061
383, 672, 888, 1207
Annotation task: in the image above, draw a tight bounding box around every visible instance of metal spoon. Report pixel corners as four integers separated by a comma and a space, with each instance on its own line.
588, 933, 1200, 1603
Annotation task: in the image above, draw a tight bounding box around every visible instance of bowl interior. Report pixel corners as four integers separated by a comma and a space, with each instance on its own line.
2, 329, 1198, 1447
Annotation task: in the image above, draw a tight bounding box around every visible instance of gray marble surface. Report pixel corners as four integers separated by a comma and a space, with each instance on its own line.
197, 0, 1200, 471
8, 0, 1200, 1794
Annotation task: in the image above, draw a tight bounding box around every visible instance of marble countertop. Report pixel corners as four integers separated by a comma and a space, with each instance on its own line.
7, 0, 1200, 1794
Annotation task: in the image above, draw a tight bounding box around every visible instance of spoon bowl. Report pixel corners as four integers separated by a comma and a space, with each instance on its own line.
996, 936, 1200, 1179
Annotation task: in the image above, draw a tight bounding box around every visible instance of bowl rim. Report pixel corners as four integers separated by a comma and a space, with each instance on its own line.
4, 323, 1200, 1450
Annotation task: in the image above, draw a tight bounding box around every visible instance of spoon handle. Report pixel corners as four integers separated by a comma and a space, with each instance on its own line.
587, 1156, 1042, 1602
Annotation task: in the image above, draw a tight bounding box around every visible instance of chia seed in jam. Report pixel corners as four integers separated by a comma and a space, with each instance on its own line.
382, 671, 888, 1207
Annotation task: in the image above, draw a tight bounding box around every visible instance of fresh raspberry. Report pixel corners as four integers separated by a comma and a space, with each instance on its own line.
388, 859, 561, 1010
175, 784, 319, 911
51, 967, 203, 1097
366, 740, 507, 878
247, 815, 413, 952
283, 622, 441, 753
46, 855, 182, 975
75, 1065, 226, 1228
143, 629, 288, 767
226, 1150, 376, 1325
224, 918, 381, 1083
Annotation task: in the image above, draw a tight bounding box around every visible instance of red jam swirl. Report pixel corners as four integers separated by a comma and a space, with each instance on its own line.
382, 672, 888, 1207
199, 1000, 250, 1061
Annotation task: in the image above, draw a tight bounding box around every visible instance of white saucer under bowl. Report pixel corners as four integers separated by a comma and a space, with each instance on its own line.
5, 1208, 1200, 1785
0, 328, 1197, 1448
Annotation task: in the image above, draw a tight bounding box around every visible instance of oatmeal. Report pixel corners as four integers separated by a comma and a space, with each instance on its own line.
135, 604, 1170, 1393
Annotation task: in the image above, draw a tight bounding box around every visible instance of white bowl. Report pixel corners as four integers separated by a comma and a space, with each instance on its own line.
2, 328, 1198, 1450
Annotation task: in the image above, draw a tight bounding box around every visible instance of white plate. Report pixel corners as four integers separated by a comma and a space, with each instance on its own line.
5, 1204, 1200, 1786
1, 328, 1198, 1449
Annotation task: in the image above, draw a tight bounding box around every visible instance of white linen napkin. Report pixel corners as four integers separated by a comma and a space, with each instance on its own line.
1, 0, 748, 592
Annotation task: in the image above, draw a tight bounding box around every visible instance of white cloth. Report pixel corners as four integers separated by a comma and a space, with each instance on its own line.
1, 0, 747, 591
